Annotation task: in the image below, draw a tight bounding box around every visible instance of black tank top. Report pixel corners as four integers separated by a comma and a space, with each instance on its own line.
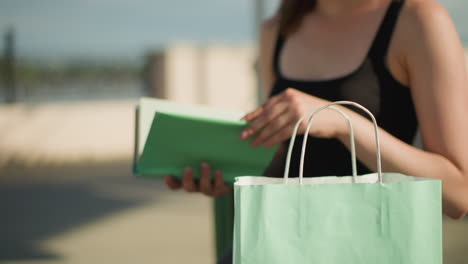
268, 0, 417, 178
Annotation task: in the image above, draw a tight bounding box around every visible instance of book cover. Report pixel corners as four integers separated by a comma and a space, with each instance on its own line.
134, 98, 277, 184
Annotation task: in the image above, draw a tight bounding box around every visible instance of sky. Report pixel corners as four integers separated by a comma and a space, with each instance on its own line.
0, 0, 466, 60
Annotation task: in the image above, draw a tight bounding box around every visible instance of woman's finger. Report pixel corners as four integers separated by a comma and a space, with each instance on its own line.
164, 176, 182, 190
199, 162, 213, 195
241, 100, 288, 140
181, 167, 198, 192
250, 108, 291, 147
213, 170, 230, 197
242, 93, 284, 122
242, 105, 264, 122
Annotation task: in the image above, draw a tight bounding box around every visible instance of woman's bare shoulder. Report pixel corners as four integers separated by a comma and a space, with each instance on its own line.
399, 0, 454, 34
395, 0, 460, 65
259, 16, 280, 45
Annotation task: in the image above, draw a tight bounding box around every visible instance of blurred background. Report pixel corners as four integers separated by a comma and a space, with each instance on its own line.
0, 0, 467, 263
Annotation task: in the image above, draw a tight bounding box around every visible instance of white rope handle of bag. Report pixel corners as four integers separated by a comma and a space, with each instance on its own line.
283, 105, 357, 184
301, 101, 382, 184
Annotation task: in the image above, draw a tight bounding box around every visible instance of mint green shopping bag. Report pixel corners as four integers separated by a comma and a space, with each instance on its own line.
233, 101, 442, 264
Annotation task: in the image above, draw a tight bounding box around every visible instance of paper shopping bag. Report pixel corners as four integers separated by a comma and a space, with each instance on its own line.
233, 101, 442, 264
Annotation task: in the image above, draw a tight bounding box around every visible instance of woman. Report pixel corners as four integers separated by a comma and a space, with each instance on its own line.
165, 0, 468, 221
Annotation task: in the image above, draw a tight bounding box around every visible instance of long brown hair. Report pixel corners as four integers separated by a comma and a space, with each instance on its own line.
278, 0, 316, 36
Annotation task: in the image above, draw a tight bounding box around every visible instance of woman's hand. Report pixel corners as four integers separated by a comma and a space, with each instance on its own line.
240, 88, 347, 147
164, 162, 231, 198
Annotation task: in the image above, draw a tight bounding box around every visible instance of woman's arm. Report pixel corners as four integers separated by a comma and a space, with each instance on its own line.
337, 1, 468, 219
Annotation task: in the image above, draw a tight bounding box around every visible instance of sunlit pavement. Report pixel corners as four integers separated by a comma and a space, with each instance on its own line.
1, 161, 215, 264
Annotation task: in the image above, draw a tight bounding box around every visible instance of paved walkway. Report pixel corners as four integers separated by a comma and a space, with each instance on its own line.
1, 161, 215, 264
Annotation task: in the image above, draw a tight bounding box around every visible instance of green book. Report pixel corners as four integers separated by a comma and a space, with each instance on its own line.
133, 98, 278, 184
